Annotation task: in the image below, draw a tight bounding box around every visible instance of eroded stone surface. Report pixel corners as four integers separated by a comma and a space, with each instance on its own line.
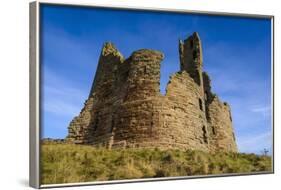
66, 33, 238, 152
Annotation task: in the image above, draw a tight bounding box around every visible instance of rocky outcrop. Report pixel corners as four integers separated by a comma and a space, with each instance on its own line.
66, 32, 237, 152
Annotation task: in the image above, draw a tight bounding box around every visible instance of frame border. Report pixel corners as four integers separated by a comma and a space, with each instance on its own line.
30, 1, 40, 188
29, 1, 275, 188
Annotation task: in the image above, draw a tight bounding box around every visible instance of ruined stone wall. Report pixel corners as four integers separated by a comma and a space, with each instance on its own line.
67, 44, 165, 148
207, 97, 237, 152
67, 43, 128, 145
67, 32, 238, 152
162, 71, 209, 151
107, 49, 164, 148
202, 72, 237, 152
179, 32, 204, 88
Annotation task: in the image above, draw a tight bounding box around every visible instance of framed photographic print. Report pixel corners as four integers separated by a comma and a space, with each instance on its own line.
29, 1, 274, 188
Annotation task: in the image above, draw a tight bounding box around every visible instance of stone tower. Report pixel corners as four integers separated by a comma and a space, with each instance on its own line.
66, 32, 238, 152
179, 32, 203, 87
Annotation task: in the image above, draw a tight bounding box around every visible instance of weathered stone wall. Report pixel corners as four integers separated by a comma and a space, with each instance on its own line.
125, 49, 163, 101
179, 32, 204, 88
207, 97, 237, 152
67, 43, 127, 145
66, 32, 238, 152
202, 72, 237, 152
162, 71, 209, 151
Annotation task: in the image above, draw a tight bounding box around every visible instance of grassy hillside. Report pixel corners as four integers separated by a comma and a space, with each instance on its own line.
41, 142, 272, 184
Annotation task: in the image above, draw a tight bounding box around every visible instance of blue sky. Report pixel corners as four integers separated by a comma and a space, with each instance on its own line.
40, 4, 272, 154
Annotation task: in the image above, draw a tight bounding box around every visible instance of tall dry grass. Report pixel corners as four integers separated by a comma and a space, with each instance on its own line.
41, 142, 272, 184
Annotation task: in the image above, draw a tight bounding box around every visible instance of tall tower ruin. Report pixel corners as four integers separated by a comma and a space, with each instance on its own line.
66, 32, 238, 152
179, 32, 203, 87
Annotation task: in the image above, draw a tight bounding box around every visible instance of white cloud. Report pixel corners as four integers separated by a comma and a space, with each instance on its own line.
44, 99, 82, 117
250, 105, 271, 117
43, 25, 101, 69
237, 131, 272, 154
42, 68, 88, 117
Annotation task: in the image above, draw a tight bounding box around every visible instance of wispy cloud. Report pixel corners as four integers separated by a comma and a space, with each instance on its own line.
251, 105, 271, 114
41, 25, 97, 118
42, 67, 88, 117
44, 99, 82, 117
42, 24, 101, 72
43, 85, 85, 117
238, 131, 272, 154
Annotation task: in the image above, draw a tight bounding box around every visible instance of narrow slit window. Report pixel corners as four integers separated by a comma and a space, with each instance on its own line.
94, 114, 99, 131
212, 126, 216, 135
193, 50, 198, 59
94, 120, 98, 131
190, 40, 193, 48
202, 126, 208, 143
199, 98, 203, 111
151, 112, 154, 127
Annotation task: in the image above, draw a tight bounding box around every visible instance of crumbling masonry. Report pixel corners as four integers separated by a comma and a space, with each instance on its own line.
66, 32, 237, 152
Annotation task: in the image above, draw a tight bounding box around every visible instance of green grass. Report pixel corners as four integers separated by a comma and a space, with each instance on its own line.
41, 142, 272, 184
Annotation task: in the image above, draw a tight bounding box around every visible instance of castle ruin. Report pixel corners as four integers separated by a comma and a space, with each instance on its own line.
66, 32, 237, 152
